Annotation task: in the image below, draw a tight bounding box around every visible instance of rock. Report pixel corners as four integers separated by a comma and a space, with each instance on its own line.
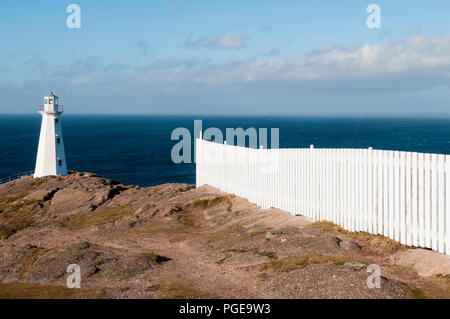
163, 206, 183, 216
388, 248, 450, 277
170, 206, 183, 213
265, 231, 282, 240
24, 188, 59, 202
258, 263, 406, 299
22, 242, 154, 284
265, 231, 291, 240
339, 239, 362, 252
344, 262, 366, 270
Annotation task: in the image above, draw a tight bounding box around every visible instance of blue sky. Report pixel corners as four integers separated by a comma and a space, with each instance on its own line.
1, 0, 450, 115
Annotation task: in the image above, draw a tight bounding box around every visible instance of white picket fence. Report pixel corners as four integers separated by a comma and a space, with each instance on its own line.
196, 138, 450, 254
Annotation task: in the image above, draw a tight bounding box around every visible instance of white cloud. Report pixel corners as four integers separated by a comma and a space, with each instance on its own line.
4, 34, 450, 100
173, 34, 450, 92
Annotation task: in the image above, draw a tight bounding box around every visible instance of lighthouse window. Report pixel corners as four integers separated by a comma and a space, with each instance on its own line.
56, 137, 61, 144
49, 99, 54, 104
58, 159, 63, 166
55, 118, 59, 124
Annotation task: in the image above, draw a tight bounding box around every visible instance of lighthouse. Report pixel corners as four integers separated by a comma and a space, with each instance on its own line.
34, 92, 68, 178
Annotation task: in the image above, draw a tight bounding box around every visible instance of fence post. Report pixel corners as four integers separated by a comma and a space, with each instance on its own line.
310, 145, 315, 220
405, 151, 412, 246
367, 147, 373, 233
411, 152, 418, 247
424, 154, 432, 248
418, 153, 425, 247
399, 151, 406, 245
446, 155, 450, 255
431, 154, 438, 251
438, 154, 445, 253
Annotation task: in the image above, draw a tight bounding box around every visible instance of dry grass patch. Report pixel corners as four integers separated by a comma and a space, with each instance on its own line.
203, 226, 246, 245
418, 275, 450, 299
259, 253, 359, 273
0, 196, 24, 211
244, 230, 267, 238
309, 221, 407, 254
145, 284, 161, 292
157, 282, 217, 299
19, 247, 51, 279
433, 274, 450, 281
403, 285, 428, 299
225, 248, 276, 259
193, 195, 234, 210
0, 199, 39, 241
65, 205, 134, 229
0, 283, 104, 299
0, 226, 16, 241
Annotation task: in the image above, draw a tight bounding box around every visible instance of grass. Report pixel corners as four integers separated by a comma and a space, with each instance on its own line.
145, 284, 161, 292
19, 247, 51, 279
0, 225, 16, 241
0, 199, 39, 241
157, 282, 217, 299
244, 230, 267, 238
404, 285, 428, 299
308, 221, 407, 254
225, 248, 276, 259
0, 196, 24, 211
203, 226, 246, 245
1, 199, 39, 217
0, 283, 105, 299
259, 253, 359, 273
193, 195, 234, 209
65, 205, 135, 229
433, 274, 450, 281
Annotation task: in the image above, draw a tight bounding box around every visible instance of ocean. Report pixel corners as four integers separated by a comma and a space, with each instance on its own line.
1, 115, 449, 187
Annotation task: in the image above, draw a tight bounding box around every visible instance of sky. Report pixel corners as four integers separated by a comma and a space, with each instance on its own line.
1, 0, 450, 115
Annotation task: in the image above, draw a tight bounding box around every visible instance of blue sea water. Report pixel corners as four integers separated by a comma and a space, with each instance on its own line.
0, 115, 449, 187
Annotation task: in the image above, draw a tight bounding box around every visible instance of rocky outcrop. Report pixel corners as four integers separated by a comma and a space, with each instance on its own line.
0, 172, 448, 299
388, 249, 450, 277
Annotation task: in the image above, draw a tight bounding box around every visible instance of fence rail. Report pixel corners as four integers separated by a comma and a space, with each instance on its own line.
0, 170, 34, 186
196, 139, 450, 255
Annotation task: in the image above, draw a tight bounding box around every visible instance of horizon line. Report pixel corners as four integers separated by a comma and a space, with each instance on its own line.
1, 112, 450, 119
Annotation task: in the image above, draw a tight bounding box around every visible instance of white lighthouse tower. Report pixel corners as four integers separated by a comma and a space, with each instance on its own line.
34, 92, 68, 178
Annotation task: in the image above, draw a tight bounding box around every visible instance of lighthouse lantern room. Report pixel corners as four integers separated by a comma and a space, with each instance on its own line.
34, 92, 68, 178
